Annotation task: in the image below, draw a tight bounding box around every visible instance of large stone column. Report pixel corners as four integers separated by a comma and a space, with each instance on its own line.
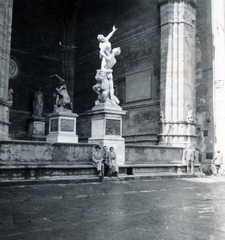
158, 0, 197, 146
0, 0, 13, 140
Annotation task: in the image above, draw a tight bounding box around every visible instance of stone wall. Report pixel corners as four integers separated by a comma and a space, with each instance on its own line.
0, 140, 186, 167
195, 0, 214, 162
0, 141, 95, 165
125, 145, 184, 164
123, 104, 160, 144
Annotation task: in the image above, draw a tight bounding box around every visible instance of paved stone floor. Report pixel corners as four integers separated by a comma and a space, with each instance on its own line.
1, 176, 225, 240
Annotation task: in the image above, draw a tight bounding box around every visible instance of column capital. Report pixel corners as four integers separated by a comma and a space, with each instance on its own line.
158, 0, 197, 8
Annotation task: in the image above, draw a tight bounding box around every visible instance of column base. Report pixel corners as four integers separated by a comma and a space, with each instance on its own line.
158, 120, 197, 146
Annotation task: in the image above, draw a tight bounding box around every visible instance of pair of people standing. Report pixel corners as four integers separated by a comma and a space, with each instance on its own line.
92, 145, 118, 180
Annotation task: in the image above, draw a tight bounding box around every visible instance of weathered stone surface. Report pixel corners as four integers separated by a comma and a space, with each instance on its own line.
52, 143, 93, 164
125, 145, 184, 164
0, 141, 95, 165
122, 104, 160, 138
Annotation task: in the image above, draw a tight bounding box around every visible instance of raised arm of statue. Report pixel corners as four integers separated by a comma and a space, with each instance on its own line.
56, 83, 67, 92
50, 74, 65, 82
97, 26, 118, 61
105, 25, 117, 41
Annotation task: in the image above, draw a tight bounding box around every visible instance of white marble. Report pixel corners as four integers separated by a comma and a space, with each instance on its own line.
93, 26, 121, 106
46, 132, 78, 143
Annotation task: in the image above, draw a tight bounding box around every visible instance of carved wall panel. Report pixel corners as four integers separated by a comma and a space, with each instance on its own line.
125, 68, 152, 103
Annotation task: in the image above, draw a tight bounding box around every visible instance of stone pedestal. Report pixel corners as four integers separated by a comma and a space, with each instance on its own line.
46, 112, 78, 143
88, 105, 126, 165
27, 117, 46, 141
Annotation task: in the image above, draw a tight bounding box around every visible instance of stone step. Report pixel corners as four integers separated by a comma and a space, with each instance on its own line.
119, 163, 202, 175
0, 172, 205, 186
0, 163, 204, 186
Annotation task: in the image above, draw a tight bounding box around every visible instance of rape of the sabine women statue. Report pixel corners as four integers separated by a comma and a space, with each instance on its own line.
93, 26, 121, 106
50, 74, 73, 113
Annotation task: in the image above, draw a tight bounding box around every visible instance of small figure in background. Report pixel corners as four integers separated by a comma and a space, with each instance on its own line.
160, 111, 165, 120
109, 146, 119, 177
8, 88, 14, 103
212, 150, 223, 175
33, 86, 43, 117
92, 145, 104, 180
186, 109, 194, 121
184, 144, 196, 174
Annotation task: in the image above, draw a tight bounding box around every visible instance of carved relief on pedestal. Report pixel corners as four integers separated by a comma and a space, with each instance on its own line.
105, 119, 120, 136
60, 119, 74, 132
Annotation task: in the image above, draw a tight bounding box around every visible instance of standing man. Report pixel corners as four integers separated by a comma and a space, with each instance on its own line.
184, 145, 196, 174
212, 150, 223, 175
92, 145, 104, 180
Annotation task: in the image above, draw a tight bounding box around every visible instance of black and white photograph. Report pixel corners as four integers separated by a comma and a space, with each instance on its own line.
0, 0, 225, 239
